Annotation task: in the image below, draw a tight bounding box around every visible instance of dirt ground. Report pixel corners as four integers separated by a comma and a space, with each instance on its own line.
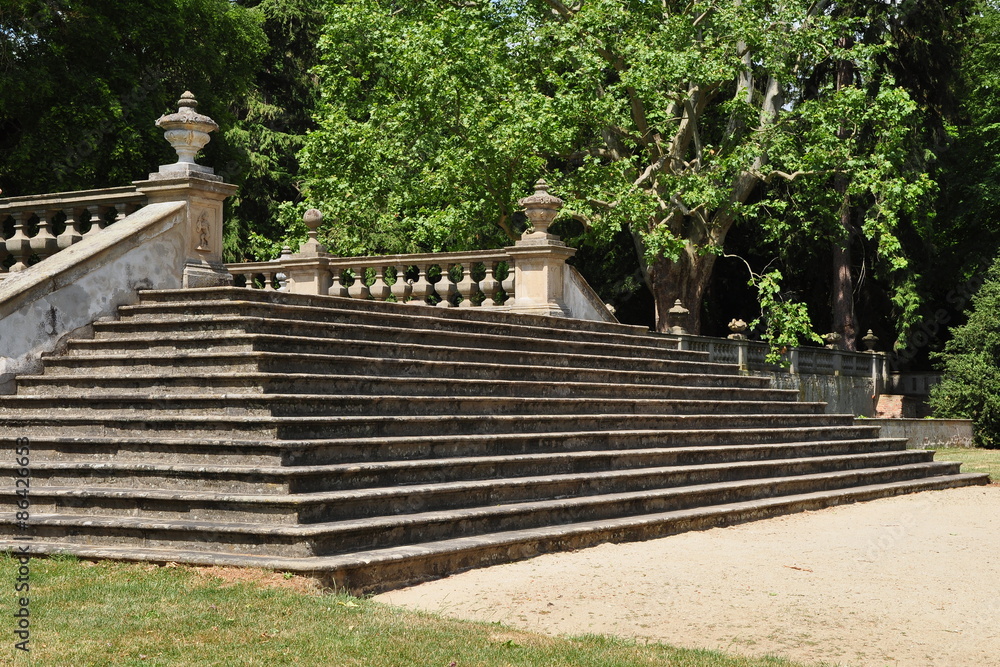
376, 485, 1000, 667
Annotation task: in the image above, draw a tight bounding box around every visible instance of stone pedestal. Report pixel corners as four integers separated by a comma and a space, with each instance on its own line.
506, 240, 575, 317
133, 91, 236, 288
282, 209, 332, 295
505, 179, 576, 318
133, 175, 236, 288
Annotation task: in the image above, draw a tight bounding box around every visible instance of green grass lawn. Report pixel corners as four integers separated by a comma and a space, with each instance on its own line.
1, 555, 815, 667
934, 447, 1000, 481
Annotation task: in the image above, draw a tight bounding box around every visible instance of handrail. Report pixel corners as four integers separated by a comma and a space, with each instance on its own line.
225, 248, 514, 307
0, 186, 148, 275
668, 332, 885, 379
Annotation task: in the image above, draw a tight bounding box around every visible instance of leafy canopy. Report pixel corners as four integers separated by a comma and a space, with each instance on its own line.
300, 0, 945, 342
930, 256, 1000, 448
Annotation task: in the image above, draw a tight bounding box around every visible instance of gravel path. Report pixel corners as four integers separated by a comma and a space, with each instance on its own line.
376, 486, 1000, 667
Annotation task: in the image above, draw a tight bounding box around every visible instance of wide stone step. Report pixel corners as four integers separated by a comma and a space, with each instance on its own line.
15, 371, 801, 403
8, 427, 886, 467
0, 412, 855, 440
117, 290, 681, 351
63, 332, 731, 376
2, 474, 985, 594
85, 316, 705, 364
1, 448, 926, 497
0, 394, 827, 418
0, 465, 976, 559
36, 351, 771, 388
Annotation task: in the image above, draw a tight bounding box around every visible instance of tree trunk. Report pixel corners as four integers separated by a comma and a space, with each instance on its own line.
831, 230, 857, 350
649, 248, 717, 334
832, 37, 857, 351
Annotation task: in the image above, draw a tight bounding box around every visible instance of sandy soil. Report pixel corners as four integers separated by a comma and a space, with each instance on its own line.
376, 486, 1000, 667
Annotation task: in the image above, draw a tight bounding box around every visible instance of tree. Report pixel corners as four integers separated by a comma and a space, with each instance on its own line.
225, 0, 324, 261
929, 256, 1000, 448
0, 0, 266, 198
301, 0, 947, 338
299, 1, 556, 256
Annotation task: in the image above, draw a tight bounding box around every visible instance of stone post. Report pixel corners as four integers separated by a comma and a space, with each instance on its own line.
281, 209, 333, 295
505, 179, 576, 317
727, 319, 749, 373
667, 299, 690, 335
133, 92, 237, 288
862, 329, 885, 413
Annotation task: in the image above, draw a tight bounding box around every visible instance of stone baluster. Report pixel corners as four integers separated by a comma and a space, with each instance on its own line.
368, 265, 391, 301
83, 206, 107, 237
111, 203, 135, 224
329, 268, 350, 298
6, 211, 32, 272
455, 264, 479, 307
501, 266, 515, 303
239, 272, 255, 289
56, 207, 84, 251
480, 264, 500, 307
506, 179, 574, 316
667, 300, 690, 335
0, 215, 10, 267
390, 265, 411, 302
348, 267, 370, 300
262, 271, 277, 290
408, 264, 433, 305
29, 209, 59, 262
435, 264, 457, 307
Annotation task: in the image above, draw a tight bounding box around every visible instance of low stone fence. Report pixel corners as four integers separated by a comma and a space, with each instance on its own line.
665, 333, 886, 416
227, 248, 516, 308
0, 92, 236, 390
0, 187, 147, 277
224, 185, 618, 323
866, 418, 974, 448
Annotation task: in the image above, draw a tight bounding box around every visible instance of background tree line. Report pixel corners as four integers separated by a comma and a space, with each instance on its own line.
3, 0, 1000, 429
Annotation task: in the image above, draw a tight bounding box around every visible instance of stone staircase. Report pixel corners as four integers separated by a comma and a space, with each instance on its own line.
0, 287, 987, 592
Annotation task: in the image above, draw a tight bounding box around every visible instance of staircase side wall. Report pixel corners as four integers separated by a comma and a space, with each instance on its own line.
0, 201, 187, 392
757, 371, 875, 417
563, 265, 618, 323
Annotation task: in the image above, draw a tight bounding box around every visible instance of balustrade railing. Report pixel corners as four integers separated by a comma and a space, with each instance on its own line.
226, 249, 515, 308
0, 186, 147, 277
673, 332, 884, 379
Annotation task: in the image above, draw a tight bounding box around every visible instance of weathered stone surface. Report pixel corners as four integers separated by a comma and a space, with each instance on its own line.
0, 288, 987, 593
0, 202, 187, 392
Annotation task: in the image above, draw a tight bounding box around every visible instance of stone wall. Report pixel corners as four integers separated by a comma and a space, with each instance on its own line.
865, 418, 974, 448
756, 371, 876, 416
0, 202, 187, 392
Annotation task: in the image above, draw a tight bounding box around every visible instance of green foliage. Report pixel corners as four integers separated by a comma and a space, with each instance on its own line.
225, 0, 324, 261
298, 0, 954, 340
747, 269, 823, 365
299, 1, 555, 255
0, 0, 267, 196
930, 257, 1000, 448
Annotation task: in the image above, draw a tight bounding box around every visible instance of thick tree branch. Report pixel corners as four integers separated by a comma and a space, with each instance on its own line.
668, 85, 700, 170
540, 0, 575, 21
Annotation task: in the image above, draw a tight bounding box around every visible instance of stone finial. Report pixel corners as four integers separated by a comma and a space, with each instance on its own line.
518, 179, 563, 238
295, 208, 328, 258
862, 328, 879, 352
728, 318, 748, 340
667, 299, 690, 335
154, 91, 220, 177
823, 332, 842, 349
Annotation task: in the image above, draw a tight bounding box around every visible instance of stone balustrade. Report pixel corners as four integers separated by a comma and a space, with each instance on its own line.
225, 181, 618, 322
227, 249, 515, 308
0, 187, 147, 277
672, 332, 882, 379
